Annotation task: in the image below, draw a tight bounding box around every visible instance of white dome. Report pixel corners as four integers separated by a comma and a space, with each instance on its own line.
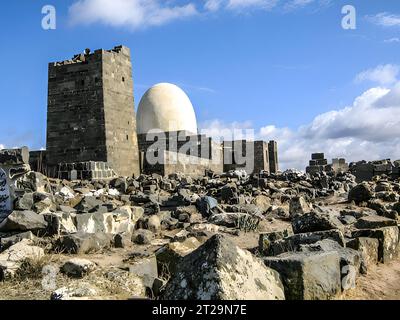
137, 83, 198, 135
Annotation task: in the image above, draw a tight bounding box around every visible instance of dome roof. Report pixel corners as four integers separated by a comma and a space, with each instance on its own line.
137, 83, 198, 135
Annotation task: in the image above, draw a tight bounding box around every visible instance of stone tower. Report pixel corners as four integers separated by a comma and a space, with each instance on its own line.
268, 140, 279, 174
46, 45, 140, 177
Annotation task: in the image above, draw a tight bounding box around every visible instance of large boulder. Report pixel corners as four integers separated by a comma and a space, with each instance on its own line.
18, 172, 51, 193
75, 208, 138, 235
45, 212, 77, 235
289, 196, 311, 217
347, 237, 379, 274
264, 251, 341, 300
251, 195, 271, 214
352, 227, 399, 263
348, 183, 373, 203
0, 239, 44, 279
61, 258, 96, 278
292, 210, 344, 234
0, 231, 35, 250
156, 237, 202, 276
354, 215, 397, 230
298, 239, 361, 290
264, 230, 346, 256
0, 210, 48, 233
74, 196, 105, 213
56, 232, 113, 254
128, 256, 158, 288
162, 235, 285, 300
132, 229, 154, 245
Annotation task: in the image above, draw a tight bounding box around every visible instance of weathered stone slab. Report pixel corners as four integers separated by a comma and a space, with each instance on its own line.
0, 210, 48, 233
259, 230, 294, 256
0, 231, 35, 250
352, 227, 399, 263
56, 232, 113, 254
299, 239, 361, 290
45, 212, 77, 235
0, 239, 44, 280
292, 211, 344, 234
265, 230, 346, 256
354, 215, 397, 230
347, 237, 379, 273
264, 251, 341, 300
289, 196, 311, 217
156, 237, 202, 276
128, 256, 158, 288
162, 235, 285, 300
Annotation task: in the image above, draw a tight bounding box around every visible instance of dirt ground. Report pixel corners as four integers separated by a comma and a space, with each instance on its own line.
339, 257, 400, 300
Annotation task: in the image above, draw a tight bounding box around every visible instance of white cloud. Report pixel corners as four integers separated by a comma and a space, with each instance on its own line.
284, 0, 315, 11
68, 0, 331, 30
204, 0, 328, 12
384, 37, 400, 43
69, 0, 198, 30
226, 0, 278, 11
367, 12, 400, 27
204, 0, 224, 12
355, 64, 400, 86
201, 82, 400, 171
0, 144, 4, 150
204, 0, 279, 12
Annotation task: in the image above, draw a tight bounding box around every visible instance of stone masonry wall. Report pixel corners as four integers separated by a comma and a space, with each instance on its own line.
46, 46, 140, 178
102, 46, 140, 177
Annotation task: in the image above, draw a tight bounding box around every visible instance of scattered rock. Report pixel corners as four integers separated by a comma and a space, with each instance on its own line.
162, 235, 285, 300
264, 251, 341, 300
56, 232, 113, 254
132, 229, 154, 245
51, 282, 99, 300
289, 196, 311, 217
354, 216, 397, 230
352, 227, 399, 263
0, 239, 44, 280
291, 210, 344, 234
0, 210, 48, 233
61, 258, 96, 278
348, 183, 374, 203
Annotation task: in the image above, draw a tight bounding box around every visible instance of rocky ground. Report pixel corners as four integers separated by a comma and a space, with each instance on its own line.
0, 168, 399, 300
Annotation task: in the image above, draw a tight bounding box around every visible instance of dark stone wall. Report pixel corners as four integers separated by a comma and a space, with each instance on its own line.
102, 46, 140, 177
254, 141, 269, 174
268, 140, 279, 174
46, 46, 140, 177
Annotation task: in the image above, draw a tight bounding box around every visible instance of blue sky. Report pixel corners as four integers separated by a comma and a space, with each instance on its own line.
1, 0, 400, 169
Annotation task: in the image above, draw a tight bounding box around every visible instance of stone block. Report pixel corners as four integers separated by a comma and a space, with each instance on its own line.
266, 230, 346, 256
264, 251, 341, 300
352, 227, 399, 263
347, 237, 379, 273
0, 148, 29, 165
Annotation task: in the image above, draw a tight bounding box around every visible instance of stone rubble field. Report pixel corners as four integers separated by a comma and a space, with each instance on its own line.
1, 167, 400, 300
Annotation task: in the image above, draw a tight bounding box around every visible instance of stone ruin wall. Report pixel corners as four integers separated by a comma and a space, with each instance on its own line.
46, 46, 140, 178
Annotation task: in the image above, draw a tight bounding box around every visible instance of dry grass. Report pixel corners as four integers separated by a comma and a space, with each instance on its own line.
0, 253, 148, 300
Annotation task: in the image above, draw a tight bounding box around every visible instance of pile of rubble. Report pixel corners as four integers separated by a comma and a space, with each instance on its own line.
0, 149, 399, 300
